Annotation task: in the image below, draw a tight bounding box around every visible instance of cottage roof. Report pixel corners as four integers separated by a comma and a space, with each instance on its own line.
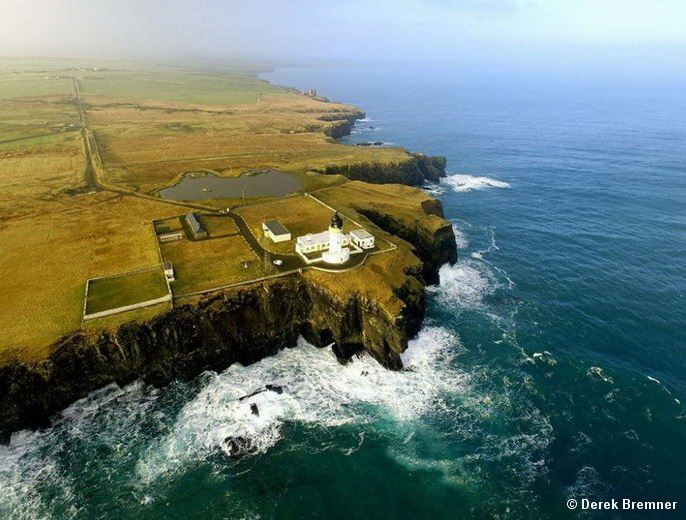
296, 231, 329, 247
186, 213, 205, 233
263, 220, 290, 236
350, 229, 373, 240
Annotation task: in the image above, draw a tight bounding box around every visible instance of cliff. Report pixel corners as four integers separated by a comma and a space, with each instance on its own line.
0, 204, 456, 441
318, 153, 447, 185
319, 110, 366, 138
356, 201, 457, 284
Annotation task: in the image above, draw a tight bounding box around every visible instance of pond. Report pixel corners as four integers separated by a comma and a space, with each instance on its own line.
158, 169, 302, 201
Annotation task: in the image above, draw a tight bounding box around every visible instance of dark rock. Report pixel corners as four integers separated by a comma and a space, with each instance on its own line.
320, 110, 366, 138
356, 202, 457, 285
265, 384, 283, 394
250, 403, 259, 416
222, 436, 255, 458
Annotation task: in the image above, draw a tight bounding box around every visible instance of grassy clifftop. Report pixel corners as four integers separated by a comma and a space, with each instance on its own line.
0, 58, 455, 369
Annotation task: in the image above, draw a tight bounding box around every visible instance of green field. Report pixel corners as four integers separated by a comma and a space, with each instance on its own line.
201, 215, 239, 237
160, 235, 263, 295
85, 268, 169, 315
0, 77, 74, 100
80, 71, 283, 105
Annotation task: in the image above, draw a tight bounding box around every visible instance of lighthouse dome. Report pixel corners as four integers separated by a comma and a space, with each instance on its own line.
330, 212, 343, 229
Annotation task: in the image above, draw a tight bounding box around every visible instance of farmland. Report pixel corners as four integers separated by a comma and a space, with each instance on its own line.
0, 57, 426, 362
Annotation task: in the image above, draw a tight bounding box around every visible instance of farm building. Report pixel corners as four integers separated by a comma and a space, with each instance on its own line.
185, 213, 208, 240
262, 220, 291, 242
159, 231, 183, 243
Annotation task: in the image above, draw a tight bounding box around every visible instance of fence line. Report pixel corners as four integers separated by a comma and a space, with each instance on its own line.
83, 294, 172, 321
174, 269, 302, 300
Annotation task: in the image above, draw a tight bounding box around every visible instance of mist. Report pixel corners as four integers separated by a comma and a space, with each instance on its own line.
1, 0, 685, 77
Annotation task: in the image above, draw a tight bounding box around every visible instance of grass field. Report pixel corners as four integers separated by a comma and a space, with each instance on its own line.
0, 57, 436, 364
235, 194, 350, 254
0, 77, 74, 100
201, 215, 239, 237
85, 268, 169, 315
160, 235, 263, 295
80, 70, 283, 105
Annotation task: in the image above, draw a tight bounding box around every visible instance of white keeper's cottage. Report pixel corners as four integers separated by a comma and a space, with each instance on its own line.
295, 212, 375, 265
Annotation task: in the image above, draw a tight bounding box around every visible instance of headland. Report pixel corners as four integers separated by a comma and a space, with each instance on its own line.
0, 58, 456, 440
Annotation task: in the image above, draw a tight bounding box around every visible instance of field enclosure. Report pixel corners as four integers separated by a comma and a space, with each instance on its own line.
159, 234, 262, 296
85, 267, 171, 318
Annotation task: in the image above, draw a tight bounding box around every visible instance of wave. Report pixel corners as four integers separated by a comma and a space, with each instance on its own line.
452, 224, 469, 250
442, 174, 510, 193
135, 326, 465, 483
428, 259, 498, 310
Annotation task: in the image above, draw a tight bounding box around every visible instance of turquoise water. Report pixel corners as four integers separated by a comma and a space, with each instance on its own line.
1, 66, 685, 518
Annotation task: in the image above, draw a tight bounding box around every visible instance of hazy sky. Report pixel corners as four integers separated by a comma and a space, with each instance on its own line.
1, 0, 684, 69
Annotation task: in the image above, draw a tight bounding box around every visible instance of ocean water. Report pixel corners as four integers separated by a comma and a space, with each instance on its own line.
1, 65, 685, 518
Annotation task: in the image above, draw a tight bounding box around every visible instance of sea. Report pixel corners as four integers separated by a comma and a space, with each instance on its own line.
1, 64, 685, 518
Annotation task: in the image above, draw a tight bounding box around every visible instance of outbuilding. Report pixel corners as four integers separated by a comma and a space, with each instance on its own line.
163, 261, 175, 282
350, 229, 375, 249
185, 213, 208, 240
262, 220, 291, 243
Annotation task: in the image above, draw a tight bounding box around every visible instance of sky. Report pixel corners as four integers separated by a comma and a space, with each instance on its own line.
0, 0, 684, 72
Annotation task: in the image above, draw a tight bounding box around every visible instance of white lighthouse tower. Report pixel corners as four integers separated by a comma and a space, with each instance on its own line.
322, 212, 350, 264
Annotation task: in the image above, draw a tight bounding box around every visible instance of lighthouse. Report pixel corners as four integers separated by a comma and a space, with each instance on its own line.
322, 212, 350, 264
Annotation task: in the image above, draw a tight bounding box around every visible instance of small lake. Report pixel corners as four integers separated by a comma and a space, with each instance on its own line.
158, 169, 302, 200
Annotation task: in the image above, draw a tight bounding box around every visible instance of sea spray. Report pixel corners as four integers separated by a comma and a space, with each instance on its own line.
442, 174, 510, 193
136, 327, 466, 483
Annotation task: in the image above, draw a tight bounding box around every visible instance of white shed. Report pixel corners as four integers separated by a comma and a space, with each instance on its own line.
262, 220, 292, 243
350, 229, 375, 249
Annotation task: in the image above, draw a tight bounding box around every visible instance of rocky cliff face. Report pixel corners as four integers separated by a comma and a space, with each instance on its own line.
0, 273, 425, 441
320, 110, 366, 138
318, 153, 447, 186
0, 214, 453, 441
356, 199, 457, 285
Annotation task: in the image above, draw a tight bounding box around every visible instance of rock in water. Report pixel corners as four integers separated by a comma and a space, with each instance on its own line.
265, 384, 284, 394
250, 403, 259, 416
222, 436, 255, 459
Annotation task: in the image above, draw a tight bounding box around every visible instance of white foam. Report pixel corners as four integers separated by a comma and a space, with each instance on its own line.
442, 174, 510, 193
587, 366, 613, 384
135, 326, 465, 483
451, 223, 469, 250
422, 184, 445, 196
428, 260, 497, 310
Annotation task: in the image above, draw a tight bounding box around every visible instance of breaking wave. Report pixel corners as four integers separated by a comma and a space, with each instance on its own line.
429, 259, 498, 310
442, 174, 510, 193
452, 223, 469, 250
136, 326, 465, 483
